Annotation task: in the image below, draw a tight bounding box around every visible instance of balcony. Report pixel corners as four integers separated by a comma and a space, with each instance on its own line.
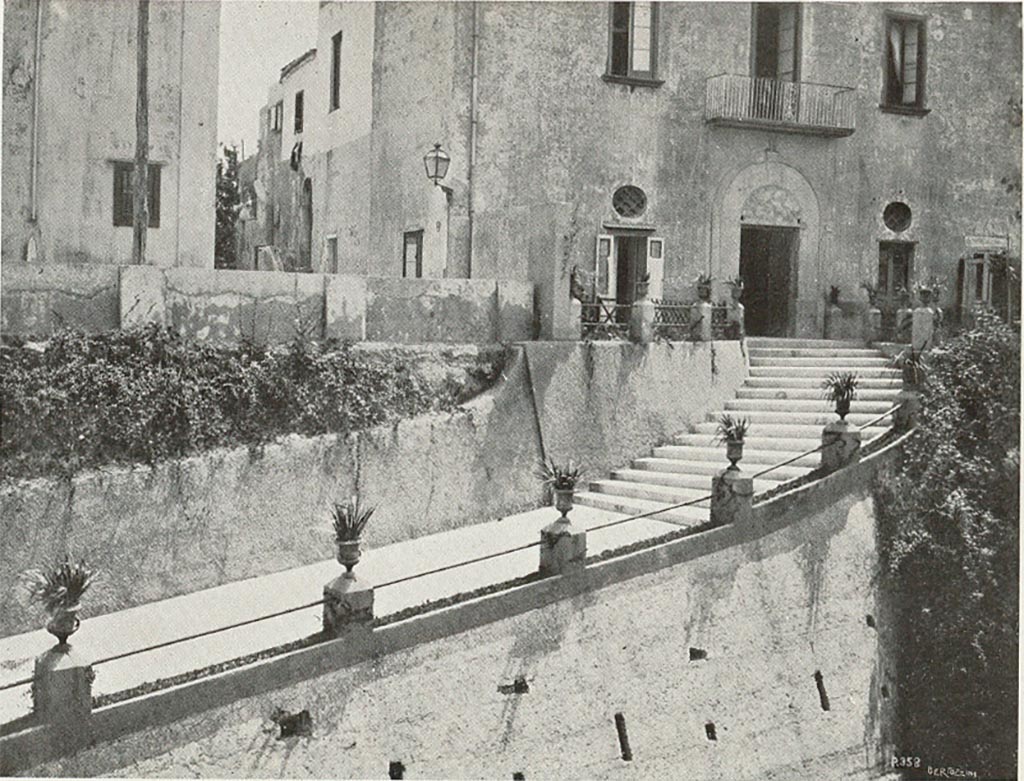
705, 75, 856, 137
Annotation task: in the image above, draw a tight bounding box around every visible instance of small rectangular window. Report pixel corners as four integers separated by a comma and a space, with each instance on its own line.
330, 31, 343, 111
271, 101, 283, 132
112, 162, 160, 228
884, 15, 926, 109
326, 236, 338, 273
294, 90, 305, 134
402, 230, 423, 278
607, 2, 658, 82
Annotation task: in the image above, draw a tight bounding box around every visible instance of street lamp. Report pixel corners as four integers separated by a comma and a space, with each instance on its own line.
423, 143, 451, 188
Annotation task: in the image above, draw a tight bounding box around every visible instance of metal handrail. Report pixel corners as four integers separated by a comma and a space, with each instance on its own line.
706, 73, 857, 92
0, 404, 906, 697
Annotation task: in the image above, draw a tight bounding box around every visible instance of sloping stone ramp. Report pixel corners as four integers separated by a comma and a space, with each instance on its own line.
574, 337, 902, 524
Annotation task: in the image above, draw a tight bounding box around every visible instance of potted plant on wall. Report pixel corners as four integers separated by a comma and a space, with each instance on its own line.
713, 414, 750, 470
695, 273, 714, 303
536, 457, 583, 519
23, 556, 97, 646
331, 496, 375, 579
822, 371, 860, 421
726, 276, 744, 302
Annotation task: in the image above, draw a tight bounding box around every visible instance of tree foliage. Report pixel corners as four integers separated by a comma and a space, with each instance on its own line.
875, 311, 1019, 779
215, 145, 240, 269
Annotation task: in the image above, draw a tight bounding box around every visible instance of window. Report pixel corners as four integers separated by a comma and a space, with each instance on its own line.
330, 31, 343, 111
326, 236, 338, 273
883, 14, 926, 110
112, 162, 160, 228
878, 241, 914, 302
612, 185, 647, 218
294, 90, 305, 134
751, 3, 800, 81
402, 230, 423, 278
606, 2, 660, 84
271, 101, 283, 132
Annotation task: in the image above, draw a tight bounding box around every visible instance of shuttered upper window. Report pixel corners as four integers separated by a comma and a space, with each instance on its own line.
112, 162, 160, 228
883, 14, 927, 111
606, 2, 661, 86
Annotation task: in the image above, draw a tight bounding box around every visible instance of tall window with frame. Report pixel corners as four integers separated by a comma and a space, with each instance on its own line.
294, 90, 305, 134
112, 162, 161, 228
271, 101, 283, 133
607, 2, 658, 82
329, 31, 343, 112
402, 230, 423, 279
883, 14, 926, 110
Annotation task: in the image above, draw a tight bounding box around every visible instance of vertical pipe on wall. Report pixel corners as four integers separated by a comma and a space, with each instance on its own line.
467, 1, 479, 278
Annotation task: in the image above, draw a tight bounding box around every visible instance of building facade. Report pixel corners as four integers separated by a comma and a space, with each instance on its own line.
246, 2, 1021, 338
1, 0, 220, 268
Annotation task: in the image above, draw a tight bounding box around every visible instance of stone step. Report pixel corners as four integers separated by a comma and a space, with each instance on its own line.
743, 376, 902, 390
590, 479, 712, 506
694, 421, 890, 440
749, 366, 901, 379
724, 398, 895, 414
736, 387, 901, 401
632, 456, 812, 480
747, 347, 882, 359
749, 356, 893, 368
703, 410, 889, 426
746, 337, 866, 348
611, 468, 784, 493
573, 491, 710, 525
657, 442, 821, 465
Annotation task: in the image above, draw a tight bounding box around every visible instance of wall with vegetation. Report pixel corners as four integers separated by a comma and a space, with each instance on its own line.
0, 340, 745, 638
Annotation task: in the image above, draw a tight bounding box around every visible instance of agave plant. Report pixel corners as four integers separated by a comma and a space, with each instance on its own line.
726, 276, 744, 301
828, 286, 841, 306
860, 281, 880, 308
713, 413, 750, 445
822, 371, 860, 419
535, 458, 583, 491
23, 556, 96, 616
331, 496, 375, 543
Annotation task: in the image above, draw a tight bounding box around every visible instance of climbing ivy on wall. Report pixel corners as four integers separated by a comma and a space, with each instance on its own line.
0, 326, 500, 481
874, 311, 1020, 779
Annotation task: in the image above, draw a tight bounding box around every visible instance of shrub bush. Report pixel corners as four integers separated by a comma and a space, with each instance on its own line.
0, 325, 489, 481
874, 311, 1019, 779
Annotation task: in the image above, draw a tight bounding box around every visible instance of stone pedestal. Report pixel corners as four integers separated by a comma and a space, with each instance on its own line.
710, 468, 753, 528
33, 645, 93, 722
821, 420, 862, 472
896, 307, 913, 341
539, 519, 587, 575
864, 307, 882, 342
894, 389, 921, 432
629, 296, 656, 344
911, 307, 936, 351
697, 301, 714, 342
727, 301, 745, 339
323, 574, 375, 637
824, 303, 842, 339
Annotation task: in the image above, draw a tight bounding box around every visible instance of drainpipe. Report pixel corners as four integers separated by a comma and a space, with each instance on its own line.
30, 0, 44, 222
467, 1, 479, 278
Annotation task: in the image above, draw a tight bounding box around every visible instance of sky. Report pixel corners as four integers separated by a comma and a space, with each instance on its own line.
217, 0, 320, 157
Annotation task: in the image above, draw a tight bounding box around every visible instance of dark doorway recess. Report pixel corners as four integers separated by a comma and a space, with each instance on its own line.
739, 224, 799, 337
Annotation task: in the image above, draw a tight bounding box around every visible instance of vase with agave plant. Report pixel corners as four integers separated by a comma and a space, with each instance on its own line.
726, 276, 744, 303
822, 371, 859, 421
331, 497, 374, 579
714, 414, 750, 469
536, 458, 583, 519
23, 556, 96, 646
695, 272, 714, 303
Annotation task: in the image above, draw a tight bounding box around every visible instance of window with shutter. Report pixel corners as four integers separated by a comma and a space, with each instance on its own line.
605, 2, 661, 85
883, 15, 926, 110
112, 162, 161, 228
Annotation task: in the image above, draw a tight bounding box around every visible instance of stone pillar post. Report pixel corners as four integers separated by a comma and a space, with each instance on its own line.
821, 420, 862, 472
697, 302, 714, 342
710, 468, 753, 527
727, 301, 745, 339
911, 307, 936, 351
539, 517, 587, 576
629, 296, 656, 344
894, 389, 921, 432
33, 645, 94, 723
864, 307, 882, 343
323, 574, 375, 637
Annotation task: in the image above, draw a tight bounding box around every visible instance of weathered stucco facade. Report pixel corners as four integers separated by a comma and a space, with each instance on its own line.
360, 1, 1020, 337
1, 0, 220, 268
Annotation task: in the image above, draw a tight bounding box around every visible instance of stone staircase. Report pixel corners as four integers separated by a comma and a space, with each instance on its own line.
574, 337, 903, 525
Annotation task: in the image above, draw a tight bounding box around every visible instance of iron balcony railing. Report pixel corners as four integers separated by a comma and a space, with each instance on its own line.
705, 74, 856, 137
580, 299, 737, 341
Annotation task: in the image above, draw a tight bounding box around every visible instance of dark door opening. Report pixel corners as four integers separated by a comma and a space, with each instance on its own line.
750, 3, 800, 120
739, 225, 799, 337
615, 235, 648, 311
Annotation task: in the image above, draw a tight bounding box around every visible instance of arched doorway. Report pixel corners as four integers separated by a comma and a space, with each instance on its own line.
712, 160, 820, 337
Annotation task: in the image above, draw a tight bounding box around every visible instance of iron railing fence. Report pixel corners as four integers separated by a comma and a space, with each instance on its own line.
705, 74, 856, 136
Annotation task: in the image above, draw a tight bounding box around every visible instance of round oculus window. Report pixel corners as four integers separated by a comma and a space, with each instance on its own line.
612, 185, 647, 218
883, 201, 912, 233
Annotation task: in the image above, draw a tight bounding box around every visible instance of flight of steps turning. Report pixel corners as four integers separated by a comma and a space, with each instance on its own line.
574, 337, 903, 526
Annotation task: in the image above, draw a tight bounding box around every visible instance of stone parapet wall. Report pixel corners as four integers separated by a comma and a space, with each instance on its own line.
1, 263, 534, 345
